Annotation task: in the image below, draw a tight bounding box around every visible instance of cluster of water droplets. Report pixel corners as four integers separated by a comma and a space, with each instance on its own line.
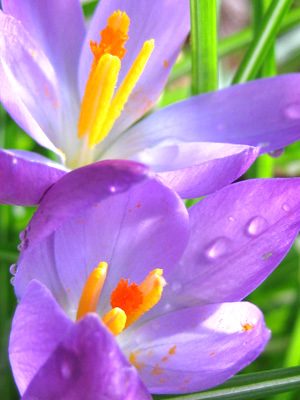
201, 206, 291, 263
9, 226, 31, 285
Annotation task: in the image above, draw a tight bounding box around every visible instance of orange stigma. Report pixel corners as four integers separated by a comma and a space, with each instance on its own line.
76, 262, 165, 337
90, 11, 130, 63
111, 279, 143, 316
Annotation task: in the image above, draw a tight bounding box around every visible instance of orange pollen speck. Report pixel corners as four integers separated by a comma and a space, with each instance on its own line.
90, 10, 129, 62
110, 278, 143, 315
168, 345, 177, 355
242, 323, 255, 331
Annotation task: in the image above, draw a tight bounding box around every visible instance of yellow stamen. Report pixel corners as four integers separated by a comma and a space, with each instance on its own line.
125, 268, 165, 328
77, 10, 155, 155
99, 39, 155, 142
76, 262, 108, 321
102, 307, 127, 336
78, 54, 121, 147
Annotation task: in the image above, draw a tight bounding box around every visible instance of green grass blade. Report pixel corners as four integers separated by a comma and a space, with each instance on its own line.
232, 0, 292, 84
82, 0, 98, 18
189, 0, 218, 94
153, 367, 300, 400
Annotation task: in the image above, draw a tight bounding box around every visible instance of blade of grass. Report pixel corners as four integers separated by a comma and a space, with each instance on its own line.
189, 0, 218, 94
232, 0, 292, 84
82, 0, 98, 18
252, 0, 276, 178
153, 366, 300, 400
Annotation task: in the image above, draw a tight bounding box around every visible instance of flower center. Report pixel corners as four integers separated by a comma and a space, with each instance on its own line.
77, 10, 154, 154
76, 262, 166, 336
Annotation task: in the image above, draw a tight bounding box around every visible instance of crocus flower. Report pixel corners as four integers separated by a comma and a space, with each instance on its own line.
1, 0, 300, 206
9, 160, 300, 398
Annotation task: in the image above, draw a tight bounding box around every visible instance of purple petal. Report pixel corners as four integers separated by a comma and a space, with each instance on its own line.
130, 142, 259, 198
2, 0, 85, 88
14, 161, 189, 318
120, 75, 300, 155
166, 178, 300, 307
0, 11, 63, 152
0, 149, 67, 206
9, 280, 74, 395
79, 0, 190, 140
21, 314, 151, 400
123, 302, 270, 394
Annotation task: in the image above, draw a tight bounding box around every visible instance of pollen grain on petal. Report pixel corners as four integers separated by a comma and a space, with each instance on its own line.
129, 351, 144, 371
242, 323, 255, 331
168, 345, 177, 355
151, 363, 164, 376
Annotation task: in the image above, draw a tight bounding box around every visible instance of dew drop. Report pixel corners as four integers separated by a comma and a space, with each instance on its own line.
10, 276, 15, 285
228, 216, 235, 222
19, 230, 27, 241
23, 239, 29, 249
246, 216, 269, 237
282, 203, 291, 212
164, 303, 172, 312
17, 244, 22, 251
205, 237, 233, 260
171, 281, 182, 293
283, 103, 300, 120
109, 186, 116, 193
60, 361, 72, 379
9, 263, 17, 275
268, 148, 284, 158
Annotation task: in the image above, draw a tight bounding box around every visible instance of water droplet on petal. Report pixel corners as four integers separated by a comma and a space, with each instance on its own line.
23, 239, 29, 249
19, 230, 27, 241
110, 185, 116, 193
60, 361, 72, 379
205, 237, 233, 260
17, 244, 22, 251
282, 203, 291, 212
164, 303, 172, 312
268, 148, 284, 158
171, 281, 182, 293
283, 103, 300, 120
246, 216, 269, 237
10, 276, 15, 285
228, 216, 235, 222
9, 263, 17, 275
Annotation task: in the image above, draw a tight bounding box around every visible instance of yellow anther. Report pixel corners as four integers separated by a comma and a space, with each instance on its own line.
76, 262, 108, 321
102, 307, 127, 336
125, 268, 166, 328
99, 39, 155, 142
78, 54, 121, 147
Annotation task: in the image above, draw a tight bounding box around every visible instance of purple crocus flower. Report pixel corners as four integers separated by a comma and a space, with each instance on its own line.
9, 160, 300, 398
1, 0, 300, 206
